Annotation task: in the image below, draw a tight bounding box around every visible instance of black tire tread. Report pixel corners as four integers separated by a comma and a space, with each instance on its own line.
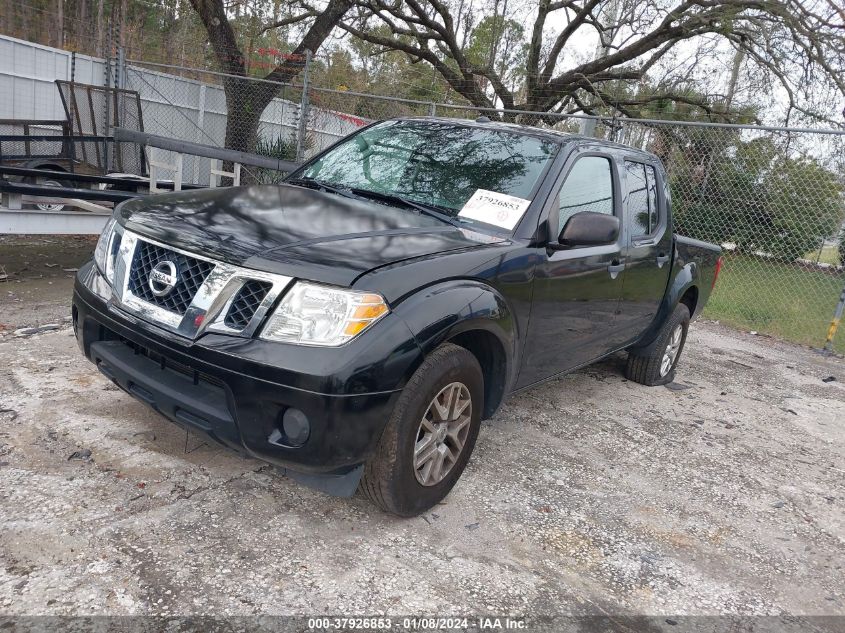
359, 342, 481, 516
626, 304, 690, 386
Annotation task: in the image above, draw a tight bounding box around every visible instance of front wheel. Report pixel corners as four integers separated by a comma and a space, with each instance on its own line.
359, 342, 483, 517
626, 303, 691, 386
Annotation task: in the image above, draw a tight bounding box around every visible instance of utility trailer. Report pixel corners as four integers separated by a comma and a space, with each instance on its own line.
0, 80, 154, 225
1, 80, 298, 233
0, 80, 147, 177
0, 118, 76, 174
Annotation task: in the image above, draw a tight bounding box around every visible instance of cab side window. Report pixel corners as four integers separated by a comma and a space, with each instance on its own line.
625, 160, 660, 237
557, 156, 614, 235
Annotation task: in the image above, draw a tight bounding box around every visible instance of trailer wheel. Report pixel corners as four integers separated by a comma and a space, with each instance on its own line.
34, 178, 67, 212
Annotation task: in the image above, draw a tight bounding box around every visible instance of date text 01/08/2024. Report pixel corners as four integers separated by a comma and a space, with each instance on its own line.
306, 616, 527, 630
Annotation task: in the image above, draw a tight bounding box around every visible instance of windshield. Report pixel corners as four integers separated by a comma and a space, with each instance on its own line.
294, 120, 559, 228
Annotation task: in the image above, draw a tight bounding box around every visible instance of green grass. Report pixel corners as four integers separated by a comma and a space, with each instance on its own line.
802, 244, 842, 266
703, 255, 845, 352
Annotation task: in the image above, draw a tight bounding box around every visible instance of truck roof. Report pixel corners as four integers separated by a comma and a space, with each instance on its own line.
394, 116, 657, 160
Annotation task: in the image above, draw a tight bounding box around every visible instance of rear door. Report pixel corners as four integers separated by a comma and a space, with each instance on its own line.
615, 159, 673, 333
517, 148, 629, 387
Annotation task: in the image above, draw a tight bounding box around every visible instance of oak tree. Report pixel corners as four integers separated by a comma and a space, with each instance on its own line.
336, 0, 845, 124
188, 0, 353, 155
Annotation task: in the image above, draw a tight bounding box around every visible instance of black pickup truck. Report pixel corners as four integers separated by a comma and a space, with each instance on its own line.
72, 117, 721, 516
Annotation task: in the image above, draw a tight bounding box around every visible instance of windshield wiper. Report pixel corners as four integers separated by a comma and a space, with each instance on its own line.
346, 187, 462, 226
288, 178, 463, 227
286, 177, 357, 199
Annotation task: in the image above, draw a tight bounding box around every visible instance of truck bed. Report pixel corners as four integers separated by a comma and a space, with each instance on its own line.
675, 234, 722, 312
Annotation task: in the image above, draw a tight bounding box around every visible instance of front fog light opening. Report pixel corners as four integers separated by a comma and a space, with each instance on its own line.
270, 408, 311, 447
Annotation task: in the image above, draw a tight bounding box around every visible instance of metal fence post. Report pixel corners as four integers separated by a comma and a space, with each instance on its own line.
67, 51, 77, 173
281, 87, 289, 141
116, 46, 126, 89
103, 17, 113, 173
295, 49, 312, 163
194, 84, 207, 185
429, 102, 437, 116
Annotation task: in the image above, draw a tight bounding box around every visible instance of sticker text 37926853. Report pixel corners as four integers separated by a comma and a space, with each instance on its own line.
457, 189, 531, 230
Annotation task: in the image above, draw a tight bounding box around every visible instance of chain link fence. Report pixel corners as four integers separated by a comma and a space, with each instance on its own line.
13, 48, 844, 352
426, 102, 845, 353
619, 118, 845, 354
294, 88, 845, 353
124, 62, 306, 185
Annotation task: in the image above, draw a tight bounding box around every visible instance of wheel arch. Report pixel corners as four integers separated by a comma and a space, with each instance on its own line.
447, 328, 508, 419
631, 260, 700, 350
392, 279, 518, 420
679, 285, 699, 317
21, 160, 69, 175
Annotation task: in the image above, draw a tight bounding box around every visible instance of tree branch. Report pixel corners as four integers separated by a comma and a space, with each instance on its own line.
258, 10, 320, 36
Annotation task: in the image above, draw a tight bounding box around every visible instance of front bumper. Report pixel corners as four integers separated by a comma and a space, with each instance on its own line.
72, 261, 420, 496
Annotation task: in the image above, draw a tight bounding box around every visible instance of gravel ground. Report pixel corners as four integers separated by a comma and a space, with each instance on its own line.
0, 319, 843, 622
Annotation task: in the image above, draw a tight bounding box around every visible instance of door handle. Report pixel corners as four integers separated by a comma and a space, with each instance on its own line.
607, 261, 625, 279
656, 253, 670, 268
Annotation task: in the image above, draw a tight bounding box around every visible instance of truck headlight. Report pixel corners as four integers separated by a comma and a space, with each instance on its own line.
93, 217, 122, 285
260, 281, 389, 346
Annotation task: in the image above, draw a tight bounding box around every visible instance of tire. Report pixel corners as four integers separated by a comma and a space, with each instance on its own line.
26, 177, 68, 212
359, 342, 484, 517
626, 303, 691, 386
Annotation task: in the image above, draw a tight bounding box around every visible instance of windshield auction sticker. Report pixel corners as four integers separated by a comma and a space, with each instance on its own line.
458, 189, 531, 230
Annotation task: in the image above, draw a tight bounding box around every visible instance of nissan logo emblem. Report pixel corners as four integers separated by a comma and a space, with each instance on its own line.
149, 260, 178, 297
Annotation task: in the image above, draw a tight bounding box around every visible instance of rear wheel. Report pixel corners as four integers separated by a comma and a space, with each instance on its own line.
359, 342, 483, 517
626, 303, 690, 386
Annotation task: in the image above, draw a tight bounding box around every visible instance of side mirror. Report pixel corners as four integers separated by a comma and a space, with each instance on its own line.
550, 212, 620, 250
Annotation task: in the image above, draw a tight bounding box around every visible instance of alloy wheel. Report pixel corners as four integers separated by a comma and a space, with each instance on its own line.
660, 324, 684, 377
413, 382, 472, 486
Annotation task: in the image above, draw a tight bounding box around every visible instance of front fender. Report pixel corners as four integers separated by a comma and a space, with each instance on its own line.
392, 280, 519, 393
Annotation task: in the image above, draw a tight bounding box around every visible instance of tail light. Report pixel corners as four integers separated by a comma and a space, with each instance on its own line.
712, 256, 723, 290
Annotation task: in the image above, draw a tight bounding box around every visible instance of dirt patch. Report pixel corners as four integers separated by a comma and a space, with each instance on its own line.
0, 235, 95, 330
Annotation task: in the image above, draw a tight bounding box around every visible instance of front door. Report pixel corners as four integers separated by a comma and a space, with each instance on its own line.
517, 151, 628, 388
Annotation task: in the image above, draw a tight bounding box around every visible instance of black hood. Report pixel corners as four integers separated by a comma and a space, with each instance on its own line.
117, 184, 505, 286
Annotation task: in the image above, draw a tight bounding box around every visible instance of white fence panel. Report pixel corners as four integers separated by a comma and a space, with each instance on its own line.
0, 34, 104, 121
